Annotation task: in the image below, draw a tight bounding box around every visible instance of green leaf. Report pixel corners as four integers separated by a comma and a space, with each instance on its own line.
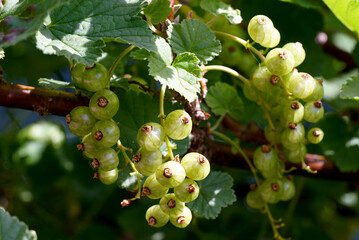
130, 48, 150, 61
317, 114, 359, 172
38, 78, 73, 90
35, 0, 156, 65
167, 19, 221, 64
200, 0, 242, 24
117, 164, 137, 190
143, 0, 172, 25
206, 82, 244, 120
187, 171, 236, 219
0, 0, 43, 20
323, 0, 359, 37
280, 0, 321, 8
148, 37, 201, 102
340, 76, 359, 100
0, 0, 66, 48
0, 207, 37, 240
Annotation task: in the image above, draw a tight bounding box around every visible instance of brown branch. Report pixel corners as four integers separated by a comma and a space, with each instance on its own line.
0, 81, 89, 116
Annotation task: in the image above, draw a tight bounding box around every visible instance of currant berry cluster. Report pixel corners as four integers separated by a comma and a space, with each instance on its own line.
243, 15, 325, 209
66, 62, 121, 184
134, 110, 210, 228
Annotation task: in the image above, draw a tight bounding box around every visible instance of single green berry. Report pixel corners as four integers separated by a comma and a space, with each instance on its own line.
243, 83, 259, 102
174, 178, 200, 203
281, 123, 305, 150
304, 101, 324, 123
92, 120, 120, 147
288, 72, 315, 99
66, 106, 96, 136
286, 144, 306, 163
282, 68, 298, 85
145, 205, 169, 227
253, 145, 278, 177
97, 169, 118, 185
252, 66, 280, 93
133, 149, 162, 176
95, 147, 119, 171
219, 41, 243, 67
155, 160, 186, 188
264, 125, 282, 144
265, 48, 295, 76
78, 134, 101, 159
71, 62, 86, 89
159, 193, 185, 217
181, 152, 210, 181
283, 42, 306, 67
248, 15, 275, 46
137, 122, 165, 151
283, 101, 304, 124
89, 89, 119, 120
303, 78, 324, 102
164, 110, 192, 140
142, 174, 169, 199
246, 188, 265, 210
82, 63, 109, 92
259, 178, 284, 204
281, 177, 296, 201
169, 206, 192, 228
307, 128, 324, 144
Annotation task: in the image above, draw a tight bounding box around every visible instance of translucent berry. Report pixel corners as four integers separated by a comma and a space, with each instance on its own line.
246, 188, 265, 210
281, 123, 305, 150
259, 178, 284, 204
169, 206, 192, 228
243, 83, 259, 102
95, 147, 119, 171
164, 110, 192, 140
145, 205, 169, 227
98, 169, 118, 185
283, 101, 304, 124
66, 106, 96, 136
288, 72, 315, 99
174, 179, 200, 203
283, 42, 306, 67
304, 101, 324, 123
155, 160, 186, 188
92, 120, 120, 147
133, 149, 162, 176
137, 122, 165, 151
181, 152, 210, 181
82, 63, 109, 92
142, 174, 169, 199
159, 193, 185, 217
253, 145, 278, 177
307, 128, 324, 144
78, 134, 101, 159
303, 78, 324, 102
89, 89, 119, 120
71, 62, 86, 89
252, 66, 280, 93
261, 28, 281, 48
265, 48, 295, 76
286, 144, 307, 163
248, 15, 275, 47
281, 177, 296, 201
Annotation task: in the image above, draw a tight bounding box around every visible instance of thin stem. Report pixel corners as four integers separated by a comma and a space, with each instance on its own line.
210, 114, 226, 132
206, 15, 218, 27
202, 65, 250, 86
108, 45, 135, 80
213, 31, 266, 62
264, 204, 287, 240
211, 131, 259, 183
146, 16, 165, 36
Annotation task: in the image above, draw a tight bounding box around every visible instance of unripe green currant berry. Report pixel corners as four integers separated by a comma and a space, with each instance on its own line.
136, 122, 165, 151
97, 169, 118, 185
66, 106, 96, 136
71, 62, 86, 89
132, 149, 162, 176
282, 68, 298, 85
264, 125, 281, 144
169, 206, 192, 228
181, 152, 210, 181
94, 147, 119, 171
145, 205, 169, 227
304, 101, 324, 123
265, 48, 295, 76
281, 177, 296, 201
307, 128, 324, 144
82, 63, 109, 92
265, 87, 289, 107
243, 83, 259, 102
248, 15, 275, 46
253, 145, 278, 176
92, 120, 120, 147
262, 159, 285, 179
164, 110, 192, 140
78, 134, 101, 159
288, 72, 315, 99
159, 193, 185, 217
259, 178, 284, 204
155, 160, 186, 188
252, 66, 280, 93
281, 123, 305, 150
261, 27, 281, 48
286, 144, 306, 163
283, 42, 306, 67
283, 101, 304, 124
219, 41, 243, 67
174, 178, 200, 203
246, 188, 265, 210
303, 78, 324, 102
89, 89, 119, 120
142, 174, 169, 199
